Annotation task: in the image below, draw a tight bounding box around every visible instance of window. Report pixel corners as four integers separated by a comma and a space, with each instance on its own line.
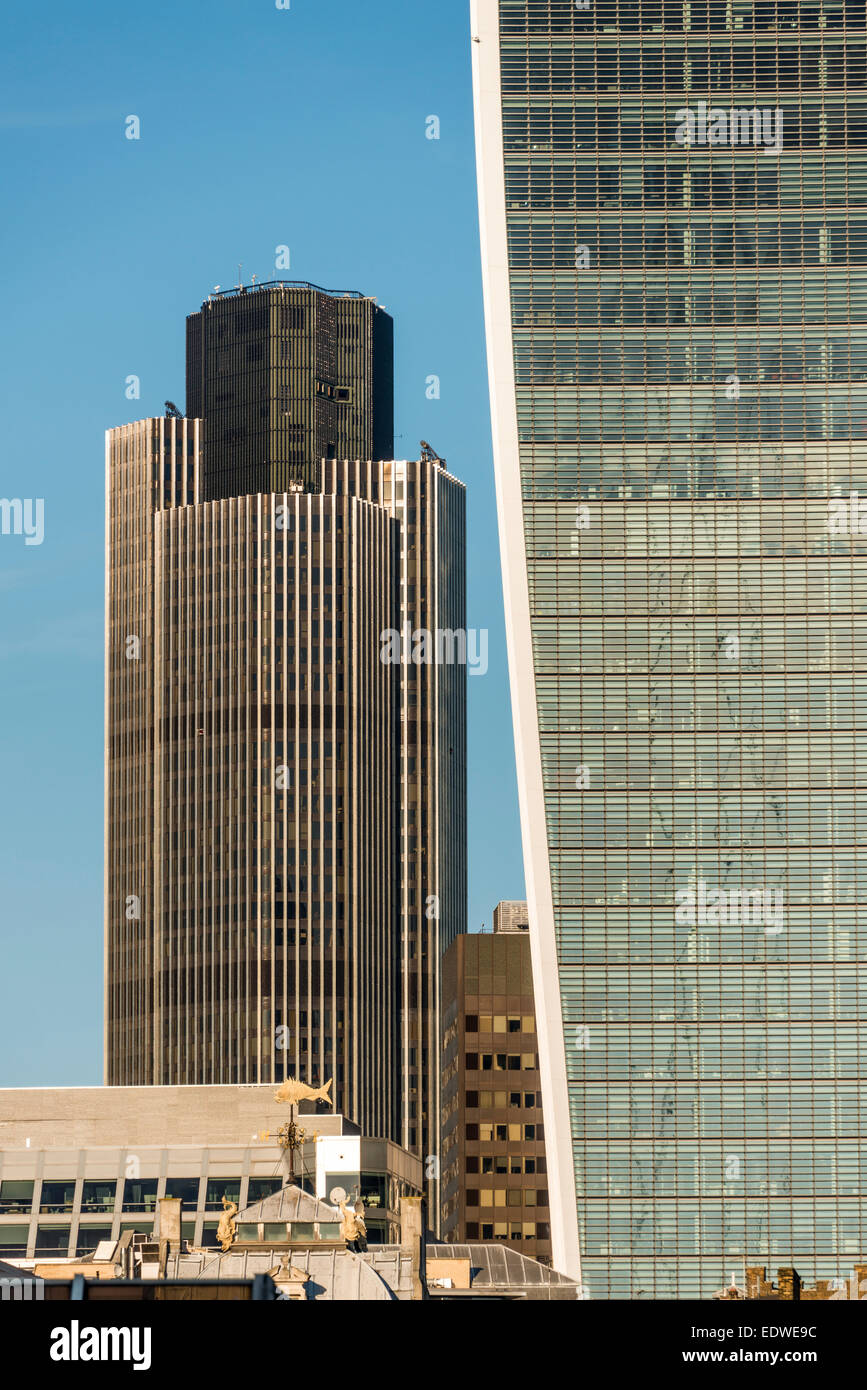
163, 1178, 200, 1209
39, 1181, 76, 1213
264, 1223, 289, 1242
466, 1091, 479, 1108
0, 1225, 28, 1256
0, 1181, 33, 1213
76, 1224, 113, 1254
247, 1178, 283, 1205
508, 1017, 521, 1033
122, 1180, 158, 1213
81, 1181, 117, 1213
359, 1174, 387, 1209
35, 1226, 70, 1256
325, 1173, 359, 1204
204, 1179, 241, 1212
466, 1190, 479, 1208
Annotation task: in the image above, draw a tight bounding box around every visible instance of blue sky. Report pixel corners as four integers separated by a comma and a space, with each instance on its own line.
0, 0, 524, 1085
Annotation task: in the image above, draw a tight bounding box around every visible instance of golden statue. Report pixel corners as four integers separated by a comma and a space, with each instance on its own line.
339, 1199, 368, 1253
275, 1076, 333, 1108
217, 1194, 238, 1252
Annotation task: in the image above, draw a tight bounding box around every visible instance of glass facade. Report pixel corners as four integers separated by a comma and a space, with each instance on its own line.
475, 0, 867, 1296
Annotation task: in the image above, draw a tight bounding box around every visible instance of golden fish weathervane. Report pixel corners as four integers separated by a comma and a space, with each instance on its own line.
275, 1076, 334, 1108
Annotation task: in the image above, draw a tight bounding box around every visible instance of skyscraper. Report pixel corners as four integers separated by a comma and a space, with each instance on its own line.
323, 452, 467, 1219
106, 418, 401, 1138
106, 287, 467, 1161
186, 282, 394, 499
473, 0, 867, 1295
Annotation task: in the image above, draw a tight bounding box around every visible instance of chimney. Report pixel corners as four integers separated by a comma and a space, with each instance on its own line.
158, 1197, 183, 1255
746, 1266, 766, 1300
777, 1268, 801, 1301
400, 1196, 426, 1301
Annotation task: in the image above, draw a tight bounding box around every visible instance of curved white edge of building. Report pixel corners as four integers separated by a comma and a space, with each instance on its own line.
470, 0, 583, 1284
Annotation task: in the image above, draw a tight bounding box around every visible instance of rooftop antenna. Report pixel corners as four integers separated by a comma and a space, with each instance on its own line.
237, 262, 243, 290
420, 440, 445, 467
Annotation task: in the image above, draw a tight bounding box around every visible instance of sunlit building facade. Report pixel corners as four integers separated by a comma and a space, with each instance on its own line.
473, 0, 867, 1296
105, 419, 402, 1139
323, 454, 467, 1224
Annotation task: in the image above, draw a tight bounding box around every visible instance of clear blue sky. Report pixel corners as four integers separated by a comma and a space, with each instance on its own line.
0, 0, 524, 1085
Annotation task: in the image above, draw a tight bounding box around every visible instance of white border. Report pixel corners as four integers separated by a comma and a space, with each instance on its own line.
470, 0, 582, 1281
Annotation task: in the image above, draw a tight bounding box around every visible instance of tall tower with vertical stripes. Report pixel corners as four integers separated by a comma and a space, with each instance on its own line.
106, 285, 466, 1171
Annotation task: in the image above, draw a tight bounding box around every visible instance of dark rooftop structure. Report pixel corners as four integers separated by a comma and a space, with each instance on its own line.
186, 280, 393, 497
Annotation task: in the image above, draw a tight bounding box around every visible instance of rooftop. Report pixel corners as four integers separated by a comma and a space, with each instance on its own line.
201, 280, 377, 304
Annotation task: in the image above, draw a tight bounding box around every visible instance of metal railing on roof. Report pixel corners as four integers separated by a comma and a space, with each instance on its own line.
205, 280, 372, 303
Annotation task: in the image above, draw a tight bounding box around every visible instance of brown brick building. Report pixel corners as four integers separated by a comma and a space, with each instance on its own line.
440, 908, 551, 1264
716, 1265, 867, 1301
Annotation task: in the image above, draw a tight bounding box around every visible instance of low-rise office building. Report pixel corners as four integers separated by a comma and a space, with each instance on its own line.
0, 1085, 421, 1260
3, 1186, 580, 1301
440, 906, 552, 1264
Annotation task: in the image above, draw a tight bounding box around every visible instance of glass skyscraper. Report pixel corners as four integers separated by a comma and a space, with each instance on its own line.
473, 0, 867, 1296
